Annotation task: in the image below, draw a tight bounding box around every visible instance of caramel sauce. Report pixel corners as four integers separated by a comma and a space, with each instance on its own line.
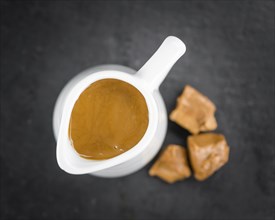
69, 79, 149, 160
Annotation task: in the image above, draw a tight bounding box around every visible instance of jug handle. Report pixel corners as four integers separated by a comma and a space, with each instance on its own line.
136, 36, 186, 90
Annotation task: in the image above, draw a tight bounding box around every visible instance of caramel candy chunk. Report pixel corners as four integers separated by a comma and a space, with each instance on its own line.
188, 133, 230, 181
170, 85, 217, 134
149, 145, 191, 183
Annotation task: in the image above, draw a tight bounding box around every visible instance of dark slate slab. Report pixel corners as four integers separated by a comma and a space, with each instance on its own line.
1, 1, 274, 220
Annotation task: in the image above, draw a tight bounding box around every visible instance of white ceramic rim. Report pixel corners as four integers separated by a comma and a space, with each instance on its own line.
56, 70, 159, 174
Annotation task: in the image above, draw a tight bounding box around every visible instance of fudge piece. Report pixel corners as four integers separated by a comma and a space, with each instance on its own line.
149, 145, 191, 183
170, 85, 217, 134
188, 133, 229, 181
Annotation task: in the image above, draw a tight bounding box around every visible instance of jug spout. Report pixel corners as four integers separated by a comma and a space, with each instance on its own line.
136, 36, 186, 89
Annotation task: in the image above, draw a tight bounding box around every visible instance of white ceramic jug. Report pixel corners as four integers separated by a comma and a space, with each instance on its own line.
53, 36, 186, 177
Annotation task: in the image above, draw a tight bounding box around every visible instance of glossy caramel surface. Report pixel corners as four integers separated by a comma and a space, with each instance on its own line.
69, 79, 149, 160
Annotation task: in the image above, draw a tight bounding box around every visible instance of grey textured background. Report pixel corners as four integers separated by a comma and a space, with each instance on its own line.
1, 1, 274, 220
